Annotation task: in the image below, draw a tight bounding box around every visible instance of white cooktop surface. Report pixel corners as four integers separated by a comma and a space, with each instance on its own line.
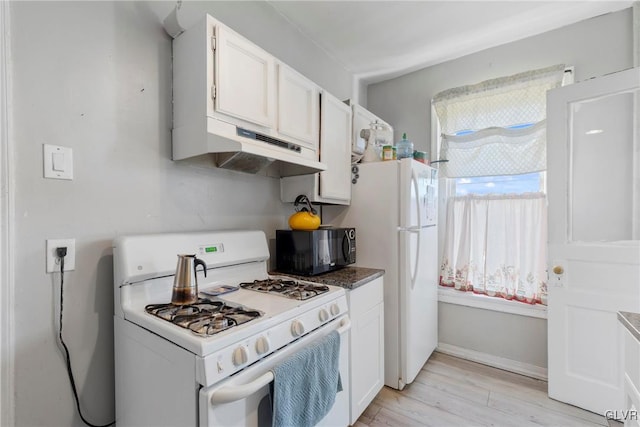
121, 273, 345, 357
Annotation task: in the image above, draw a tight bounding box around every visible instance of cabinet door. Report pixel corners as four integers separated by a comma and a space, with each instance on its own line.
349, 278, 384, 423
214, 25, 274, 128
350, 302, 384, 424
352, 104, 394, 155
624, 328, 640, 427
277, 64, 319, 149
320, 92, 352, 201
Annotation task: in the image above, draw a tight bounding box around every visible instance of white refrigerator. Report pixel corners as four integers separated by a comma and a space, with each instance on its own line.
327, 158, 438, 390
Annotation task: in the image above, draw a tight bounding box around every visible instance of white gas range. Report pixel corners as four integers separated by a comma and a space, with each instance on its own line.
113, 230, 350, 427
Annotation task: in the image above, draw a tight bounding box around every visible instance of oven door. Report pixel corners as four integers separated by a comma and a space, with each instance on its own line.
199, 315, 351, 427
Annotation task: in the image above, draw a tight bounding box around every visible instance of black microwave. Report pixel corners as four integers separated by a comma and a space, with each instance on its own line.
275, 228, 356, 276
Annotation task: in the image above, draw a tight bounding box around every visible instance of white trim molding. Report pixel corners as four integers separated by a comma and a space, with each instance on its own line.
438, 287, 548, 319
436, 343, 548, 381
634, 2, 639, 67
0, 1, 15, 426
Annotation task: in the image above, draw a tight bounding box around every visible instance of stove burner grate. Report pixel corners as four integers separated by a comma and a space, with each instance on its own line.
145, 299, 262, 337
239, 278, 329, 300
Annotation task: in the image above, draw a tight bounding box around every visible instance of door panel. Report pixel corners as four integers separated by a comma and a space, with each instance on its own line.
569, 90, 635, 242
547, 67, 640, 415
215, 26, 274, 128
319, 92, 351, 201
277, 64, 319, 148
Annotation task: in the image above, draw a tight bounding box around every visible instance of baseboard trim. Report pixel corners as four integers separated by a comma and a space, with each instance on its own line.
436, 342, 548, 381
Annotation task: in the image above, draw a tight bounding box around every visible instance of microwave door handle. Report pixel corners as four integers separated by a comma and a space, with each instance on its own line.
342, 231, 352, 262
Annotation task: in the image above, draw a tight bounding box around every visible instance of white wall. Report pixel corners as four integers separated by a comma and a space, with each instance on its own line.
367, 8, 634, 154
366, 8, 634, 371
148, 0, 353, 101
7, 1, 353, 425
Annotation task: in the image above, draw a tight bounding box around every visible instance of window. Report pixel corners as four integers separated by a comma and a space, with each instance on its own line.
452, 123, 545, 196
455, 172, 544, 195
432, 65, 566, 306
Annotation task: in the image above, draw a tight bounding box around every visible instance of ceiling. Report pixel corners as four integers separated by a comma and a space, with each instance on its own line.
266, 1, 634, 84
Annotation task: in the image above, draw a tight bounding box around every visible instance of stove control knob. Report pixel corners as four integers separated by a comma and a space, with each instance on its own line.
232, 346, 249, 367
291, 320, 305, 337
255, 336, 270, 355
330, 303, 341, 316
319, 309, 329, 322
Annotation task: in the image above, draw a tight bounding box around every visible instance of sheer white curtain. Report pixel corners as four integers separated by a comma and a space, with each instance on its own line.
439, 193, 548, 304
433, 65, 565, 305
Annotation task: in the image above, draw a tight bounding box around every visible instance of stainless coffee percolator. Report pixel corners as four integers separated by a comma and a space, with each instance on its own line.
171, 254, 207, 305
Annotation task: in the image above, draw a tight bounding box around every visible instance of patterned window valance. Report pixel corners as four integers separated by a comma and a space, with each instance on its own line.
433, 64, 565, 178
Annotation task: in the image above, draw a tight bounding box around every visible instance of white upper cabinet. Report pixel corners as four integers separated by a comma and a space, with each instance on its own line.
214, 25, 275, 128
351, 103, 394, 156
319, 91, 352, 201
280, 91, 352, 205
277, 63, 319, 149
171, 15, 326, 175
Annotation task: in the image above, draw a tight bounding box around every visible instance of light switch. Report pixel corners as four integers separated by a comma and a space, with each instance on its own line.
43, 144, 73, 180
52, 153, 65, 171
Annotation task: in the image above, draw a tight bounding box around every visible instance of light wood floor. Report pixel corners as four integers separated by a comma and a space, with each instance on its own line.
355, 352, 621, 427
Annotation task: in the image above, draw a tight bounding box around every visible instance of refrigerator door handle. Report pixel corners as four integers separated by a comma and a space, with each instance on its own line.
411, 168, 423, 229
407, 228, 421, 290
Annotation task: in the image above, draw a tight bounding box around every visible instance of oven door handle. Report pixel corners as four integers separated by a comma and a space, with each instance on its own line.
210, 318, 351, 405
210, 371, 274, 405
335, 317, 350, 334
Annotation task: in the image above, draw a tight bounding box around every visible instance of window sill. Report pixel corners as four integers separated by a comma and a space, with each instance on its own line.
438, 287, 547, 319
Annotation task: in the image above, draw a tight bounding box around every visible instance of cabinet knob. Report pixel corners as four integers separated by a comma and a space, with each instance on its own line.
553, 265, 564, 275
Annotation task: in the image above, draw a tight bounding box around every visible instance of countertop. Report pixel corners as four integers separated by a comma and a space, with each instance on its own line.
618, 311, 640, 342
271, 266, 385, 291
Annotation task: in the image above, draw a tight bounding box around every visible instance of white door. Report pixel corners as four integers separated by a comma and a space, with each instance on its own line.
319, 91, 351, 202
547, 67, 640, 415
214, 25, 275, 128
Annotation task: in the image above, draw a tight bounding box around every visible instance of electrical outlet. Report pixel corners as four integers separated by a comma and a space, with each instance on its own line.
46, 239, 76, 273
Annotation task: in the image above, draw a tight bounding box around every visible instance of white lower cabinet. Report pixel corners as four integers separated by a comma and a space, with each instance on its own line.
347, 277, 384, 425
624, 326, 640, 426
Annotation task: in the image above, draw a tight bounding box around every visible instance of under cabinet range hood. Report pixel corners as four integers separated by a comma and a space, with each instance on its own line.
169, 14, 326, 177
172, 117, 327, 176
